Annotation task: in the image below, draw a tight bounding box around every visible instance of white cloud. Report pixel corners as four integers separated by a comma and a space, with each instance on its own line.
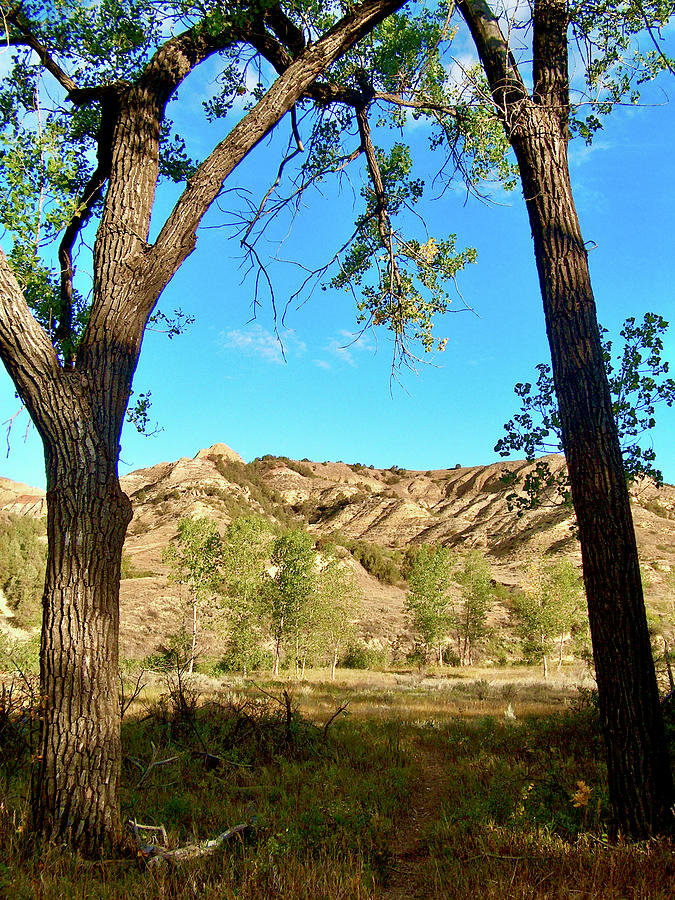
321, 329, 376, 368
220, 324, 306, 364
568, 140, 612, 168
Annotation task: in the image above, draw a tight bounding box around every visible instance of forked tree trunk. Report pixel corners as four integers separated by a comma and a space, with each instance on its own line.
458, 0, 674, 836
31, 403, 132, 853
0, 0, 414, 856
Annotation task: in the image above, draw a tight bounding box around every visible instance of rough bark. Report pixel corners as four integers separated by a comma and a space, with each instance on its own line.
32, 411, 132, 852
458, 0, 674, 836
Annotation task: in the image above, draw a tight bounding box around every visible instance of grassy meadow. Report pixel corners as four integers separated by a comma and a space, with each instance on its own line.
1, 665, 674, 899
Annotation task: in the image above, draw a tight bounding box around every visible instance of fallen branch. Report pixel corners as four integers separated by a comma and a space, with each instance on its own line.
147, 821, 252, 867
127, 816, 255, 867
135, 742, 184, 789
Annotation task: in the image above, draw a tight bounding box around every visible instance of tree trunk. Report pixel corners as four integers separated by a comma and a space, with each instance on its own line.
189, 596, 197, 675
332, 648, 338, 680
458, 0, 674, 839
31, 409, 132, 854
511, 110, 673, 838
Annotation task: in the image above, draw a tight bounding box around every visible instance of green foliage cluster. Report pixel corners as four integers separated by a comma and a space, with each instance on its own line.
453, 551, 494, 666
640, 498, 674, 520
163, 518, 223, 672
406, 544, 455, 665
0, 516, 46, 627
341, 641, 389, 670
497, 314, 675, 513
211, 457, 297, 527
345, 539, 402, 585
405, 546, 496, 666
158, 515, 363, 677
251, 455, 314, 478
0, 630, 40, 675
510, 558, 587, 676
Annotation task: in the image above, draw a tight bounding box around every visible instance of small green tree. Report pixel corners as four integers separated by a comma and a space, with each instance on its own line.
511, 558, 585, 678
314, 555, 361, 680
405, 544, 454, 666
163, 518, 222, 674
220, 515, 274, 676
265, 529, 317, 677
453, 551, 494, 666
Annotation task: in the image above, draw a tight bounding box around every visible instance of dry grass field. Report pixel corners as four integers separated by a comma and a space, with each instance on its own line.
2, 664, 674, 899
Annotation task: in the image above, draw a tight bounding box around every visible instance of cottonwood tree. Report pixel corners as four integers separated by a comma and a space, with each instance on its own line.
512, 557, 585, 677
453, 550, 494, 666
450, 0, 675, 836
163, 516, 222, 674
220, 514, 274, 674
406, 543, 454, 666
313, 553, 361, 680
265, 528, 316, 677
0, 0, 416, 851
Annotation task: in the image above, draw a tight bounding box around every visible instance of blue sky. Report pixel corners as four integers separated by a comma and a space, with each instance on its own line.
1, 9, 674, 490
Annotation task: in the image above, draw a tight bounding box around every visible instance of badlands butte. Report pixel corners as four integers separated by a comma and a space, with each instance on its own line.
1, 442, 674, 660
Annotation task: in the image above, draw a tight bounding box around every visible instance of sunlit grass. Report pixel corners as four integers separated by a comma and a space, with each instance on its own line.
1, 666, 673, 898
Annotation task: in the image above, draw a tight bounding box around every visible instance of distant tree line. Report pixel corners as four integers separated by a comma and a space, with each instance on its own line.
161, 515, 361, 679
404, 544, 591, 675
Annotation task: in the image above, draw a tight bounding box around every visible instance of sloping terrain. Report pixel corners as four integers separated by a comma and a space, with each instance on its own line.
1, 442, 673, 659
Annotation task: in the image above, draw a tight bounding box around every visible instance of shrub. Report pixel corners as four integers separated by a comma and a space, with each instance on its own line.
120, 552, 154, 579
0, 516, 46, 627
341, 641, 388, 670
348, 540, 401, 585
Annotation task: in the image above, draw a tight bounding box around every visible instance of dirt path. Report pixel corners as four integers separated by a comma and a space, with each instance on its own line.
376, 738, 450, 900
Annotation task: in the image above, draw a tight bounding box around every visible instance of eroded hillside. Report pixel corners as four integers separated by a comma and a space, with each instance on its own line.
2, 442, 673, 658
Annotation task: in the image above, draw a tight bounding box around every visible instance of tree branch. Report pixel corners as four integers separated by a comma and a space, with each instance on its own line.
264, 3, 307, 58
0, 248, 60, 414
456, 0, 530, 133
56, 90, 122, 363
144, 0, 408, 300
532, 0, 570, 132
6, 8, 79, 94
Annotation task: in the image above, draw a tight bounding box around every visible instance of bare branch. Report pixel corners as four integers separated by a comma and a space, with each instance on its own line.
6, 9, 79, 94
373, 91, 458, 115
240, 109, 305, 246
144, 0, 408, 300
457, 0, 530, 130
